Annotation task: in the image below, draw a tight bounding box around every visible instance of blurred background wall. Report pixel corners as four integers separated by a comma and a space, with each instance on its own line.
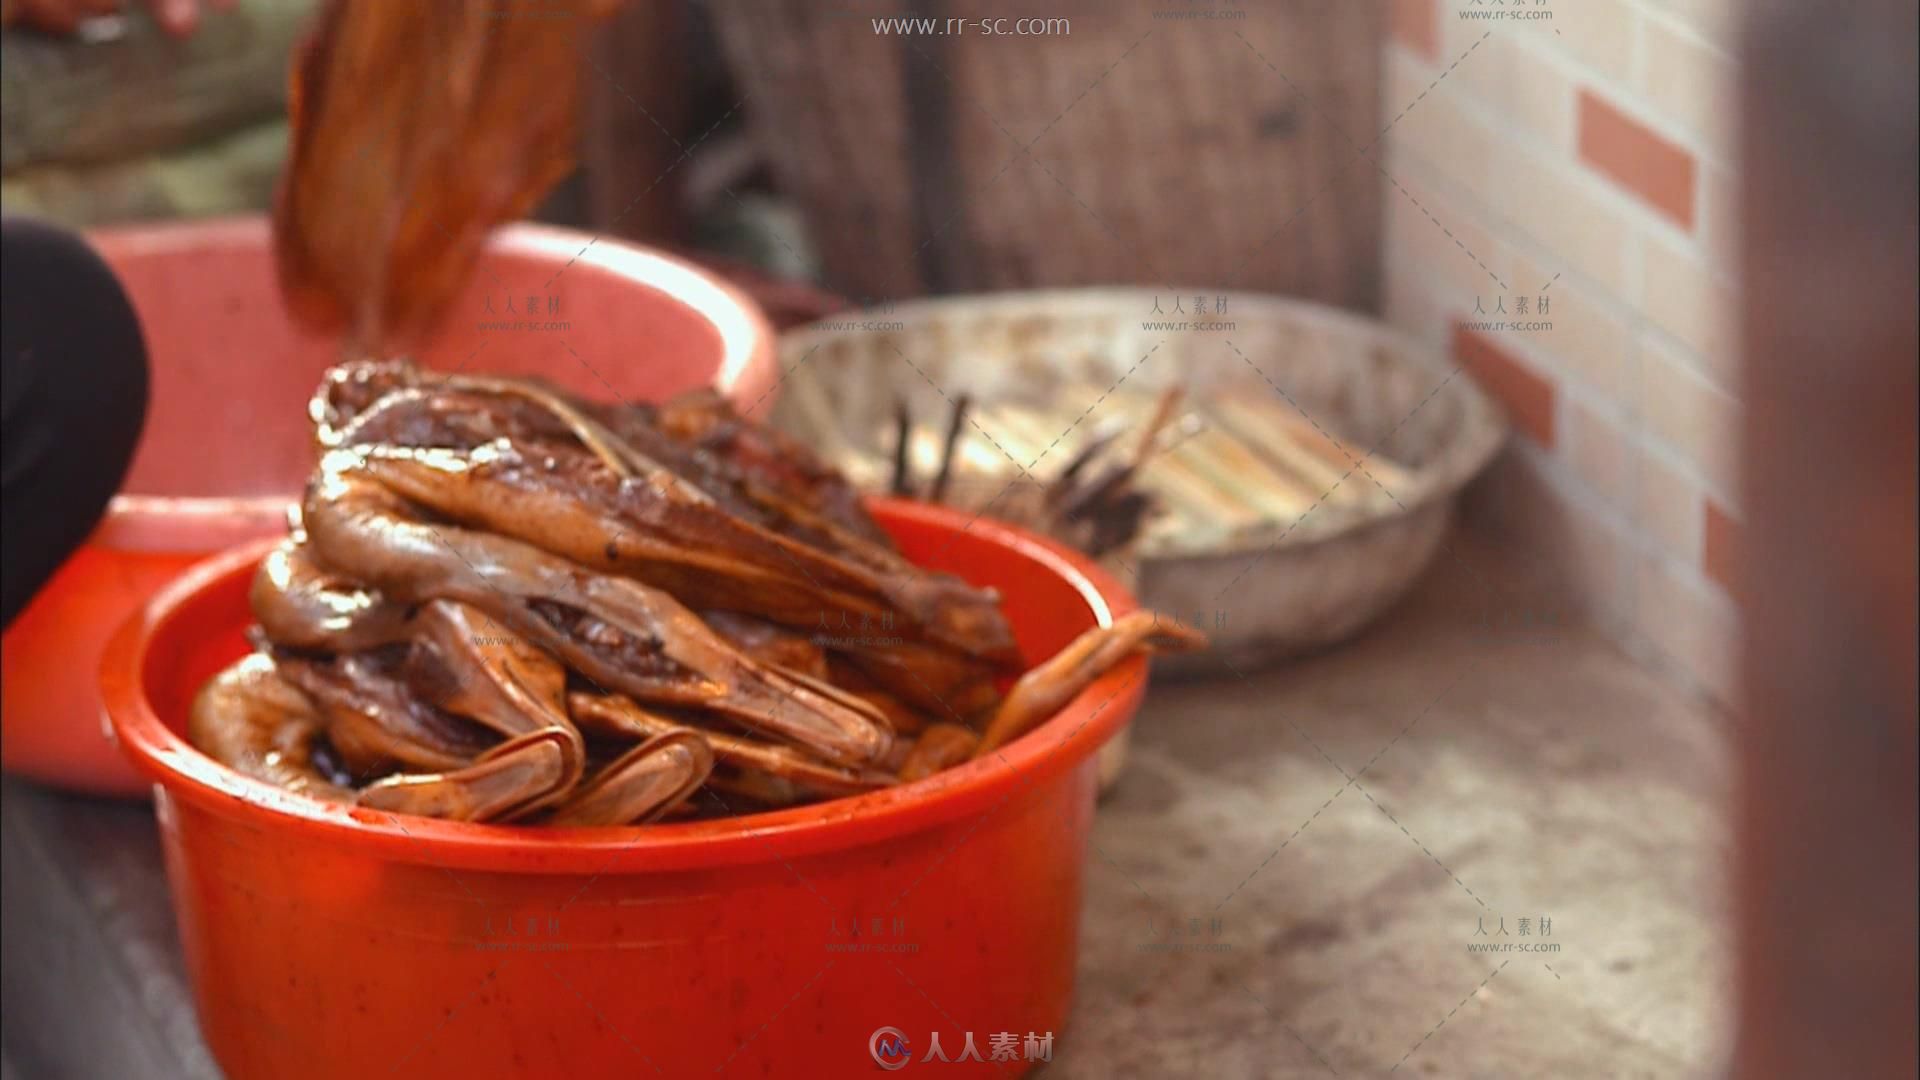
1383, 0, 1742, 707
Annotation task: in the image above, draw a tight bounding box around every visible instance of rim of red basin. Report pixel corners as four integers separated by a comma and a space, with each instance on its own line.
100, 500, 1147, 873
85, 217, 778, 555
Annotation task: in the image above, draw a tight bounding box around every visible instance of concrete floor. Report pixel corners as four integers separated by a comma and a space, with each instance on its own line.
1056, 528, 1736, 1078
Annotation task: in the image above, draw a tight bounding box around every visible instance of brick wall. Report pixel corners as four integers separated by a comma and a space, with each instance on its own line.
1381, 0, 1742, 704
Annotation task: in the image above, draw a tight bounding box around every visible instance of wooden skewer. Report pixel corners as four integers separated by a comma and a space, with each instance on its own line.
1133, 386, 1186, 469
889, 397, 914, 497
1052, 424, 1127, 498
929, 393, 972, 504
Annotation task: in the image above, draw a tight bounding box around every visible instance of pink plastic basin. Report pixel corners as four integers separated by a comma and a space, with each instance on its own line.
1, 215, 776, 797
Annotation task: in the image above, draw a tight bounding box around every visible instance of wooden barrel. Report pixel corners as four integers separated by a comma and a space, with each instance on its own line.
707, 1, 1384, 312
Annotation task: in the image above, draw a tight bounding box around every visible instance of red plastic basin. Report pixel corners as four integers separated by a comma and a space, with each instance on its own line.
100, 500, 1143, 1079
2, 215, 776, 797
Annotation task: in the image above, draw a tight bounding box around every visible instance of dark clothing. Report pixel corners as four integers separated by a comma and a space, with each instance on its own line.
1, 216, 150, 628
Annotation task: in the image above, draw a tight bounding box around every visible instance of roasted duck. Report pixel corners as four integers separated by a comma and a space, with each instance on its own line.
191, 362, 1206, 825
272, 0, 619, 349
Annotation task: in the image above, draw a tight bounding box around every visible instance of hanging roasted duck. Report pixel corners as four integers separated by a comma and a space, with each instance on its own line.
272, 0, 620, 349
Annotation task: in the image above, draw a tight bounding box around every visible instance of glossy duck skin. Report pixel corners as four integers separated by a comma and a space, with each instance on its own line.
254, 548, 588, 796
700, 610, 829, 680
273, 649, 494, 776
191, 656, 580, 824
251, 537, 412, 653
355, 728, 575, 823
836, 639, 1004, 720
189, 360, 1207, 831
644, 388, 894, 549
311, 366, 1021, 721
300, 457, 893, 767
352, 438, 1018, 665
546, 731, 715, 828
974, 611, 1208, 756
188, 653, 351, 802
404, 602, 576, 743
567, 691, 890, 805
196, 641, 721, 826
315, 368, 1019, 665
895, 723, 981, 782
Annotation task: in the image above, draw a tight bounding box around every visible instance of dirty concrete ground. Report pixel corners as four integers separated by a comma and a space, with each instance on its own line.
1053, 528, 1736, 1078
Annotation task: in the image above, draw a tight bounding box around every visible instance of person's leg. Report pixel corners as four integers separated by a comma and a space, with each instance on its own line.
1, 216, 150, 628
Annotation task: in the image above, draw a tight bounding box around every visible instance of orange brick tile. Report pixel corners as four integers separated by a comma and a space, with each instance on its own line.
1577, 89, 1698, 230
1703, 499, 1742, 598
1391, 0, 1438, 61
1454, 324, 1557, 447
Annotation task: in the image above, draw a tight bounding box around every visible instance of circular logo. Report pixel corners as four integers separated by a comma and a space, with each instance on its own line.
869, 1026, 912, 1070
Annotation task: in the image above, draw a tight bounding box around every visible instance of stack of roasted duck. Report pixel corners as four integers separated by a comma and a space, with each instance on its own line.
189, 361, 1204, 826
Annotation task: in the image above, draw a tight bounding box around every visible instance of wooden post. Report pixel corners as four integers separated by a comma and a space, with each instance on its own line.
580, 0, 692, 245
1734, 2, 1919, 1076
